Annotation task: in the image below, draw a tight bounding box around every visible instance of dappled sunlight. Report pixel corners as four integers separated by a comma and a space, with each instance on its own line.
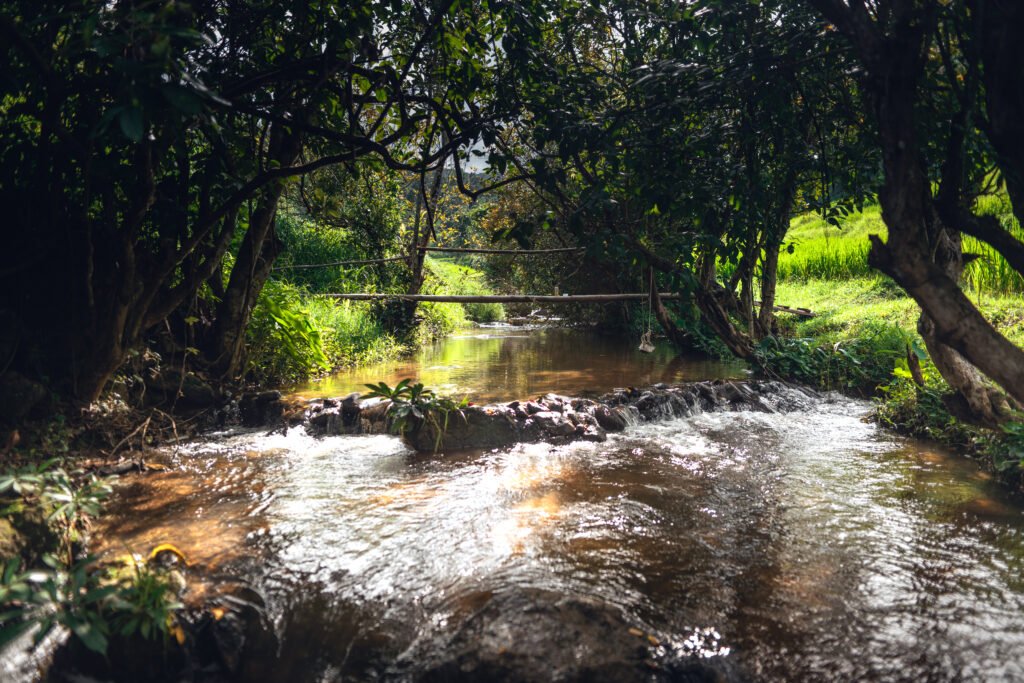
365, 476, 438, 509
492, 492, 565, 556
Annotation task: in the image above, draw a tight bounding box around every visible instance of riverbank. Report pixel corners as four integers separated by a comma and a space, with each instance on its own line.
245, 255, 507, 387
767, 205, 1024, 487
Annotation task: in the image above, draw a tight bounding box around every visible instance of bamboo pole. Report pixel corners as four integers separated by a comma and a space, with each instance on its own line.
417, 246, 584, 255
273, 256, 408, 270
322, 292, 815, 317
325, 292, 672, 303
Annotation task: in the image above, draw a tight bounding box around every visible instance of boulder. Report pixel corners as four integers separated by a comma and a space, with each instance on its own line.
307, 392, 366, 436
394, 588, 732, 682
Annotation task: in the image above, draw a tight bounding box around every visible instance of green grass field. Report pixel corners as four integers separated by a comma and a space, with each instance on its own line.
778, 199, 1024, 296
770, 201, 1024, 458
776, 199, 1024, 347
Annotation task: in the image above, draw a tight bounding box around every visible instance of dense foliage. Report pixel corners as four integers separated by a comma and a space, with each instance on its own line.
1, 0, 1023, 431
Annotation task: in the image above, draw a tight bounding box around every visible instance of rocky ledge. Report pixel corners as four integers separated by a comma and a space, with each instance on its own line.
299, 379, 818, 452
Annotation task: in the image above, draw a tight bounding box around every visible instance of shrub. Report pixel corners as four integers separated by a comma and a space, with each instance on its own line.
756, 322, 906, 394
424, 257, 505, 323
0, 458, 181, 656
247, 280, 404, 385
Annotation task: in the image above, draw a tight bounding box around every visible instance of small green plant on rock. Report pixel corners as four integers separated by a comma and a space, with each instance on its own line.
0, 554, 117, 653
0, 552, 184, 654
363, 379, 469, 451
0, 459, 111, 566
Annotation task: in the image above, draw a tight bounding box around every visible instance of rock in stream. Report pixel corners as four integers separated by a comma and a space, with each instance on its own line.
302, 380, 817, 452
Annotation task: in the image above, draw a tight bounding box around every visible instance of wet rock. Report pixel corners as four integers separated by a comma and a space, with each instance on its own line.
0, 501, 59, 565
396, 588, 731, 682
405, 405, 521, 451
177, 373, 219, 407
307, 392, 366, 436
207, 587, 278, 678
144, 370, 219, 408
529, 411, 575, 437
540, 394, 568, 413
302, 380, 814, 453
239, 390, 283, 427
592, 405, 628, 432
359, 398, 392, 432
570, 397, 598, 412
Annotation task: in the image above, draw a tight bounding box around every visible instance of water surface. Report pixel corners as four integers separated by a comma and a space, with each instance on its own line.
292, 325, 747, 402
92, 328, 1024, 681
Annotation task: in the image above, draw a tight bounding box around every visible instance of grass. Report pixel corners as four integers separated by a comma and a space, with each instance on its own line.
769, 200, 1024, 477
246, 280, 405, 385
247, 254, 508, 385
423, 256, 506, 323
778, 207, 883, 281
778, 198, 1024, 296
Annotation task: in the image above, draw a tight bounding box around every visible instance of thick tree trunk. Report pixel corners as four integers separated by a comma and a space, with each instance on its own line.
811, 0, 1024, 422
207, 124, 302, 378
869, 237, 1024, 415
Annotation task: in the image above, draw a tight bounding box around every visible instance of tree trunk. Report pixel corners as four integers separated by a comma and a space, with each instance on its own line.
207, 124, 302, 378
647, 267, 697, 352
630, 239, 756, 360
757, 170, 796, 339
812, 0, 1024, 421
757, 237, 781, 338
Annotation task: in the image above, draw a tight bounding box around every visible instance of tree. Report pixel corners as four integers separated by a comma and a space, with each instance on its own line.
808, 0, 1024, 425
491, 0, 865, 358
0, 0, 513, 401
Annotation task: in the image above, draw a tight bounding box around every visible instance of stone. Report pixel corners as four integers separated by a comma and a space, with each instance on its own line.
592, 405, 628, 432
239, 391, 283, 427
301, 380, 814, 453
395, 588, 732, 682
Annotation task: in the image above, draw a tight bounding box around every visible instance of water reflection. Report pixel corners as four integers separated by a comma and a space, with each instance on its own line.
92, 329, 1024, 682
293, 326, 747, 401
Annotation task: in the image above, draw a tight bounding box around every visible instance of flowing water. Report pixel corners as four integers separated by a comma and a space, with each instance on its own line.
92, 327, 1024, 681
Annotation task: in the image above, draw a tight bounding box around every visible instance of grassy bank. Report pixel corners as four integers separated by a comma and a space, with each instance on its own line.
766, 203, 1024, 482
247, 256, 505, 386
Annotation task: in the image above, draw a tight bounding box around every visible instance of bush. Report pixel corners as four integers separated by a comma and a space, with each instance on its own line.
874, 371, 976, 449
0, 458, 182, 657
756, 322, 906, 394
424, 257, 505, 323
416, 301, 467, 343
247, 280, 403, 385
985, 420, 1024, 474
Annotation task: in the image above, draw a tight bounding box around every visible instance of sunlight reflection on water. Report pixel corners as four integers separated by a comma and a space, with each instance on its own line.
94, 331, 1024, 682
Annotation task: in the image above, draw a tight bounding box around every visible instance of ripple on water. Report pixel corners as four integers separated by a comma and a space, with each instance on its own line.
93, 391, 1024, 681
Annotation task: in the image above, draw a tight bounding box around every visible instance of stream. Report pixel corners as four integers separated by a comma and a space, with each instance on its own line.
90, 326, 1024, 681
